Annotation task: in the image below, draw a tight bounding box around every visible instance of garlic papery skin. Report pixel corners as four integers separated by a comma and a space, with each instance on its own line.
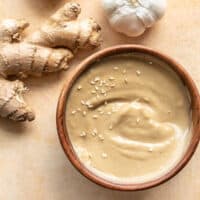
102, 0, 166, 37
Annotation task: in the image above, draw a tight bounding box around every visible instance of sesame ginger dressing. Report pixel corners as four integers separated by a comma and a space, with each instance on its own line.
66, 53, 191, 183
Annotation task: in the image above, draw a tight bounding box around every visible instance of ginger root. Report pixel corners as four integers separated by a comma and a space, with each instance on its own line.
0, 19, 29, 43
0, 2, 101, 122
0, 43, 73, 78
26, 3, 101, 52
0, 78, 34, 121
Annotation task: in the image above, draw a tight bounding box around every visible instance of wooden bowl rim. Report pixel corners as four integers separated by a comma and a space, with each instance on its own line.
56, 45, 200, 191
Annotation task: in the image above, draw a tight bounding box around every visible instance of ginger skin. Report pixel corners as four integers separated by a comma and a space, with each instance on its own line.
26, 3, 101, 52
0, 43, 73, 78
0, 2, 101, 122
0, 19, 29, 43
0, 78, 34, 121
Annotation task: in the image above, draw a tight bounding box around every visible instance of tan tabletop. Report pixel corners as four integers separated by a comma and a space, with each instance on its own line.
0, 0, 199, 199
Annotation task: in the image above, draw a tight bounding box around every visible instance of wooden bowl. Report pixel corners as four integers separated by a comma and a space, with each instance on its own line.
56, 45, 200, 191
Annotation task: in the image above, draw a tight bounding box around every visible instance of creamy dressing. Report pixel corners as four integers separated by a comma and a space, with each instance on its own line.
66, 53, 191, 183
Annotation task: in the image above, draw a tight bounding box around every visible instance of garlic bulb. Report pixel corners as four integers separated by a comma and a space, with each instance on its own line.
102, 0, 166, 37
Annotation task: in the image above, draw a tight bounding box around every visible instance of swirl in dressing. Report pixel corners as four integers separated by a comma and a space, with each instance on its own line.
66, 53, 191, 183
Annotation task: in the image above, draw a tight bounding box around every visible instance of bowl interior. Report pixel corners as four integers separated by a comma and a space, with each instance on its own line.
56, 45, 200, 191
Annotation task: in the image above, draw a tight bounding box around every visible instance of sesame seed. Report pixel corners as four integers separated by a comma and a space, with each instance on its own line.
77, 108, 81, 112
98, 134, 104, 141
109, 124, 113, 130
136, 118, 140, 123
85, 101, 90, 106
149, 61, 153, 65
109, 76, 115, 81
148, 147, 153, 152
93, 128, 98, 134
100, 111, 104, 114
104, 101, 108, 105
97, 108, 102, 112
94, 77, 100, 82
101, 89, 106, 94
101, 153, 108, 159
110, 84, 115, 88
93, 115, 98, 119
81, 100, 85, 105
96, 95, 100, 99
124, 78, 128, 84
71, 110, 76, 114
91, 132, 96, 136
82, 111, 87, 116
91, 90, 96, 94
86, 101, 93, 108
92, 128, 97, 136
88, 104, 94, 108
77, 85, 82, 90
104, 93, 107, 97
107, 111, 112, 115
90, 80, 95, 85
80, 131, 87, 137
136, 70, 141, 76
113, 67, 119, 70
144, 97, 149, 102
95, 86, 99, 91
122, 69, 126, 74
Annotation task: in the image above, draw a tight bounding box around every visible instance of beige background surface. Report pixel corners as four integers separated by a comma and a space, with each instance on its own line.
0, 0, 199, 199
